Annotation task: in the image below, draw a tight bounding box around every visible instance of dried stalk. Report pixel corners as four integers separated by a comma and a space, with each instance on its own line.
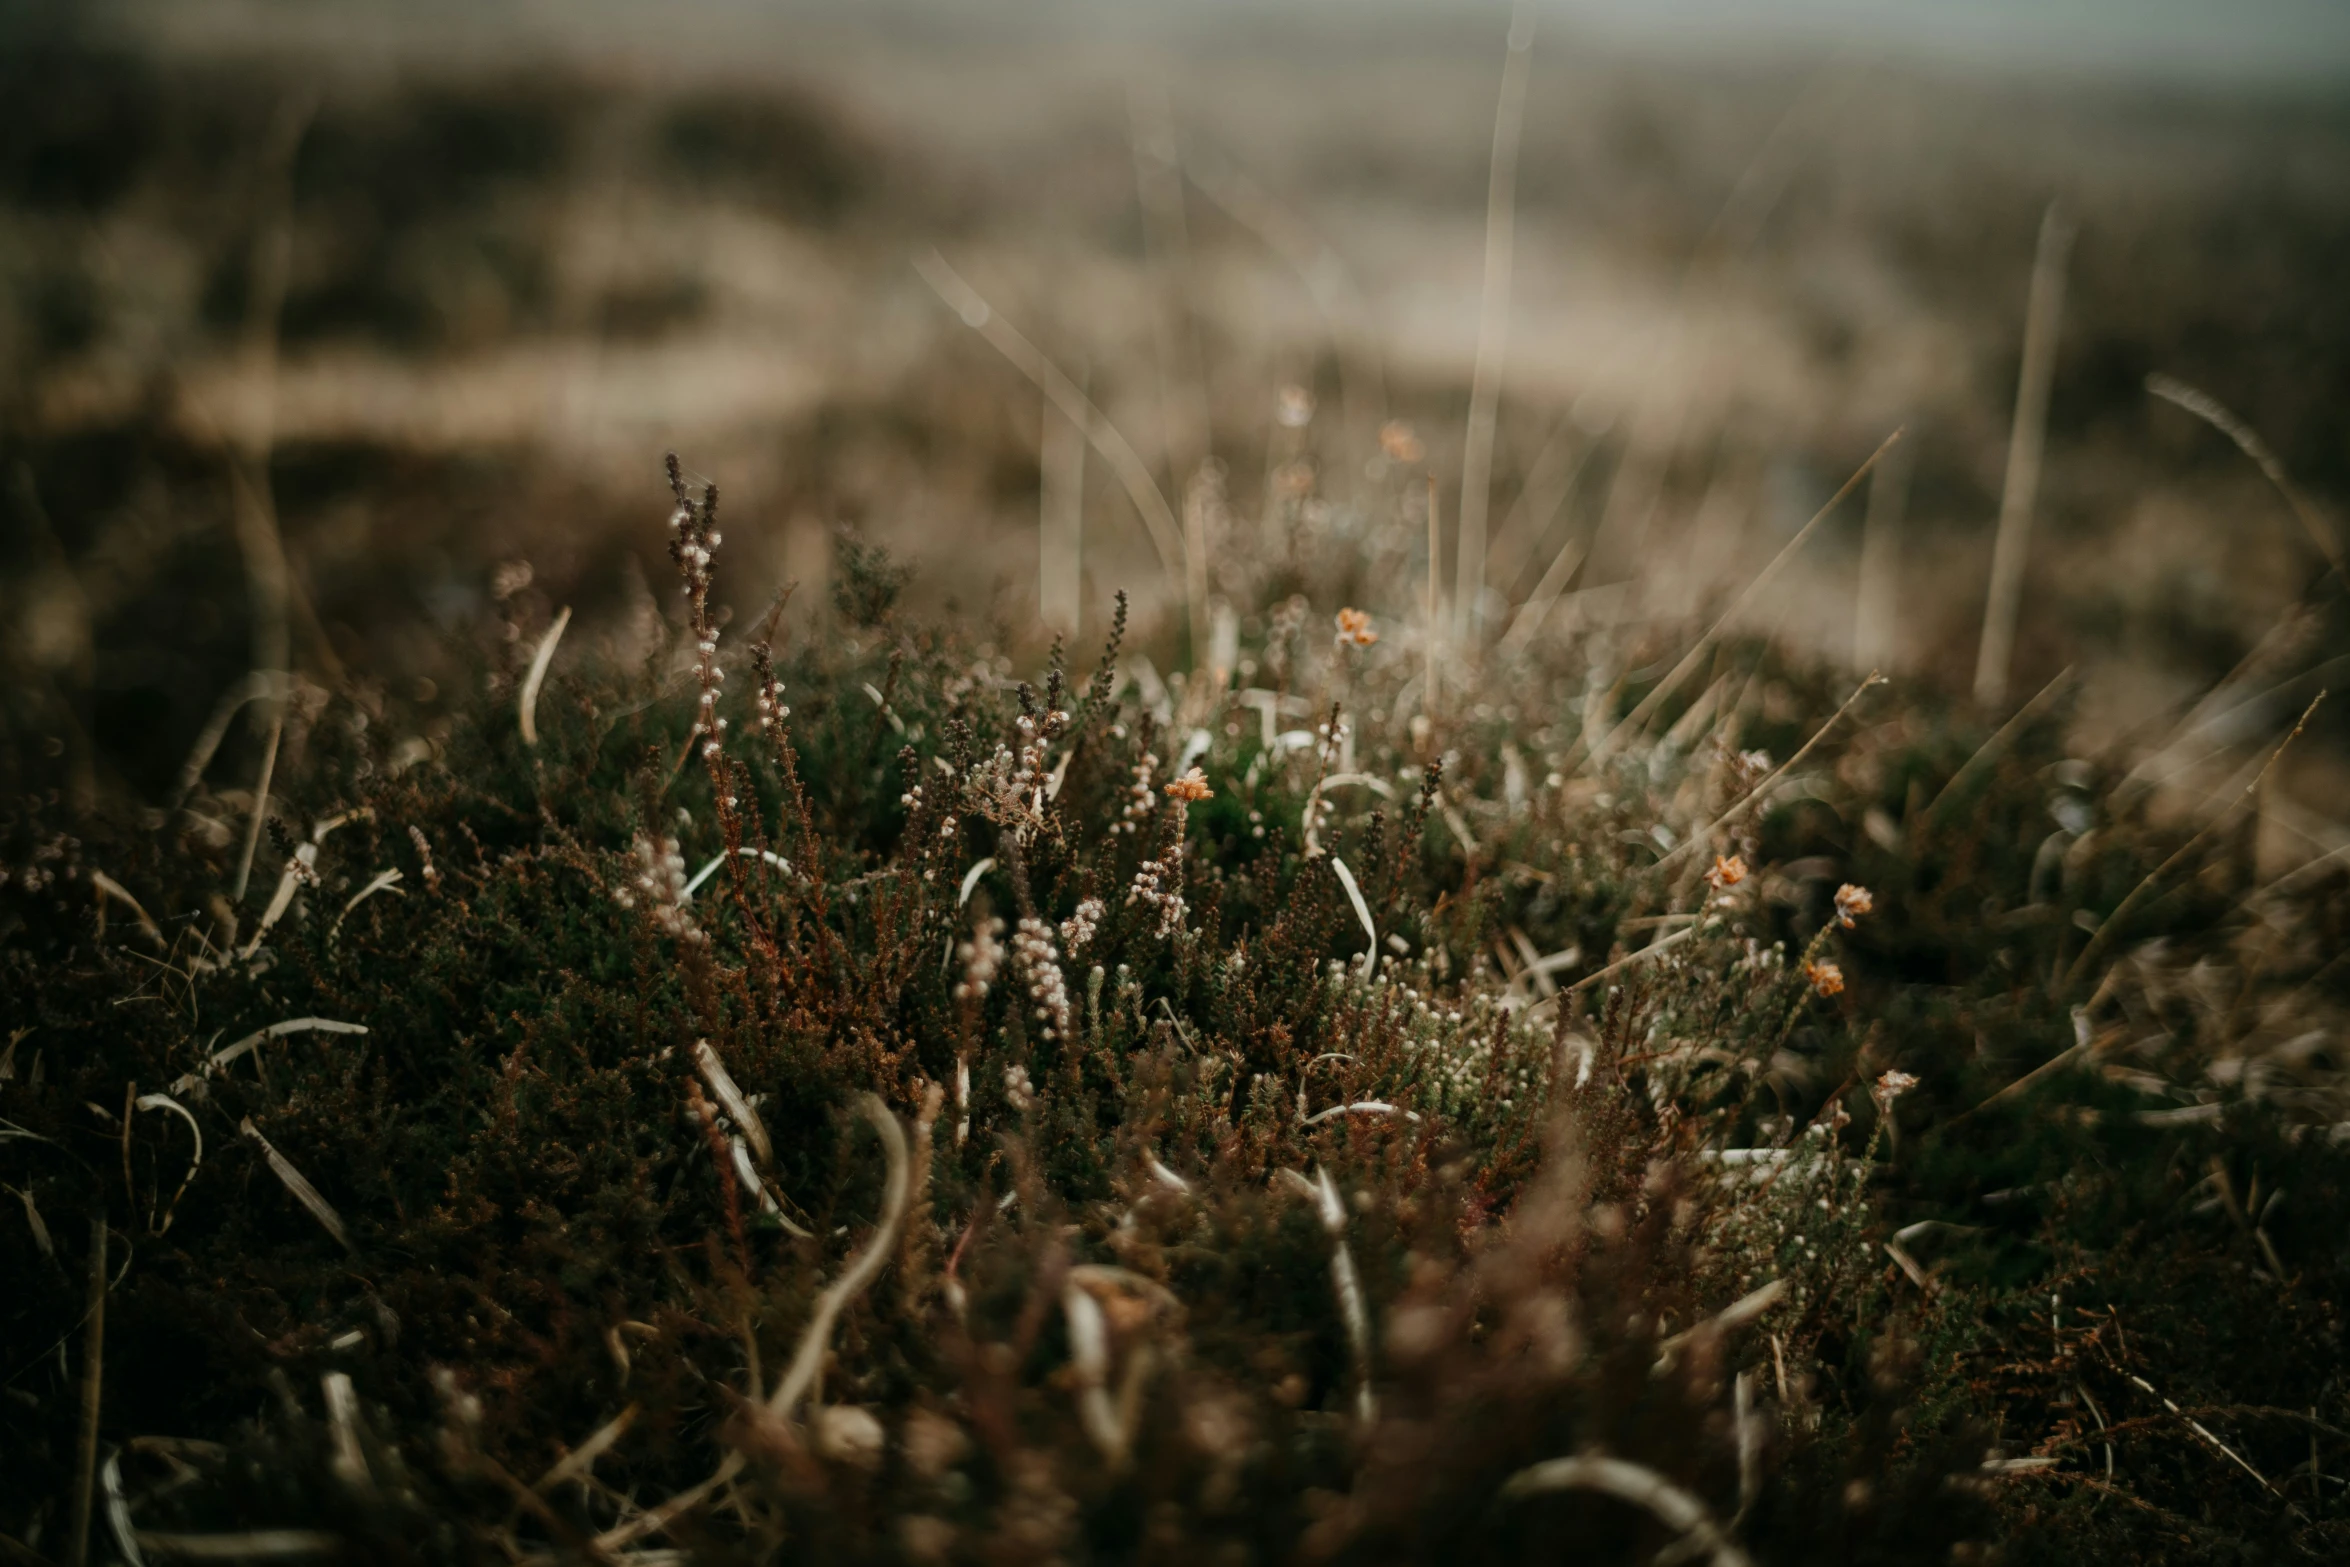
913, 252, 1190, 637
1581, 430, 1903, 771
239, 1120, 355, 1254
1455, 0, 1537, 645
1975, 200, 2073, 708
517, 606, 572, 747
766, 1095, 910, 1421
1501, 1453, 1752, 1567
1328, 856, 1377, 968
1651, 672, 1883, 879
2147, 373, 2344, 585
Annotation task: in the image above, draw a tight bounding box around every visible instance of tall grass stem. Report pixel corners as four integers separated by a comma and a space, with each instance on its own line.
1975, 200, 2073, 708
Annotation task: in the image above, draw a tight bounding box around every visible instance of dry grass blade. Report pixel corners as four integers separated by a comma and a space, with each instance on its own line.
765, 1095, 910, 1421
88, 872, 163, 948
9, 1182, 56, 1259
1327, 856, 1377, 966
535, 1404, 639, 1493
517, 606, 572, 748
1309, 1167, 1376, 1424
1425, 473, 1443, 704
1651, 672, 1882, 878
1488, 410, 1598, 600
2124, 1374, 2297, 1513
593, 1458, 741, 1554
1924, 665, 2076, 822
1976, 200, 2072, 708
1497, 538, 1586, 654
590, 1108, 912, 1549
171, 672, 288, 810
1580, 429, 1903, 771
1455, 0, 1537, 644
683, 848, 792, 902
1040, 381, 1085, 635
176, 1018, 368, 1094
2148, 373, 2346, 583
1854, 430, 1912, 671
693, 1041, 772, 1167
134, 1094, 203, 1234
1500, 1453, 1753, 1567
2064, 692, 2324, 990
1969, 1008, 2095, 1116
230, 701, 285, 905
1300, 1101, 1407, 1127
1061, 1282, 1132, 1463
1656, 1278, 1787, 1370
238, 810, 369, 959
321, 1372, 369, 1490
326, 870, 403, 945
239, 1120, 355, 1254
1884, 1242, 1936, 1291
1127, 80, 1211, 485
1563, 923, 1701, 997
99, 1455, 142, 1567
912, 252, 1190, 629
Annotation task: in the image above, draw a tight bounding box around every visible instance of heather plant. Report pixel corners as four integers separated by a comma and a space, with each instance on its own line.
2, 446, 2347, 1567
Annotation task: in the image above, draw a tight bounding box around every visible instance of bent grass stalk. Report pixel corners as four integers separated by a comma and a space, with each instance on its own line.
1455, 0, 1537, 647
2147, 372, 2346, 585
517, 606, 571, 747
912, 251, 1196, 653
1975, 200, 2073, 709
1577, 430, 1904, 771
1650, 671, 1883, 881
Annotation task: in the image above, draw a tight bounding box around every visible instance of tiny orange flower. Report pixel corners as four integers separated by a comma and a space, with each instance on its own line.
1803, 958, 1845, 998
1378, 420, 1425, 464
1334, 608, 1379, 648
1872, 1069, 1919, 1110
1834, 883, 1873, 928
1705, 853, 1748, 890
1164, 767, 1213, 803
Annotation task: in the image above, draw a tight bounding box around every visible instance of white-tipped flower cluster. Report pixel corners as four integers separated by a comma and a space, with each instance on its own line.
1125, 850, 1186, 938
953, 915, 1005, 1003
615, 832, 703, 944
753, 668, 788, 735
1012, 916, 1073, 1041
665, 472, 730, 764
407, 824, 441, 892
964, 708, 1070, 841
1058, 896, 1104, 955
1003, 1063, 1035, 1114
1114, 751, 1159, 836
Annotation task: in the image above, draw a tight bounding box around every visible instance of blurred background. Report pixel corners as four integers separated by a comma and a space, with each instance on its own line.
3, 0, 2347, 842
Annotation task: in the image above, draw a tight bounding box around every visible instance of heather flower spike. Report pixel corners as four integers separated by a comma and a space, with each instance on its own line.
1835, 883, 1874, 928
1803, 958, 1845, 997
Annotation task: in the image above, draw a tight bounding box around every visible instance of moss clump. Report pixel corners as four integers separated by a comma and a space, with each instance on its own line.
2, 461, 2345, 1564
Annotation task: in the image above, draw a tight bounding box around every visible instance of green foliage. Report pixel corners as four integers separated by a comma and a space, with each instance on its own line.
2, 470, 2346, 1564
